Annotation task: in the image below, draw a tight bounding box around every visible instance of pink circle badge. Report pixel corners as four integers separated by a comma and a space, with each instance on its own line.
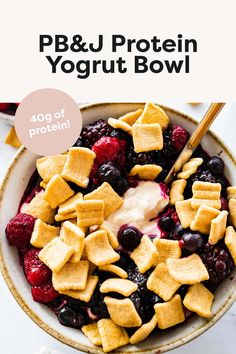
15, 89, 82, 156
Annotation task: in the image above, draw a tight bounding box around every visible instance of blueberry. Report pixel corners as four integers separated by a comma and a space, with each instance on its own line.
118, 226, 142, 251
169, 223, 185, 240
181, 232, 203, 252
113, 178, 129, 195
206, 156, 224, 175
98, 163, 121, 184
58, 306, 89, 328
158, 216, 175, 232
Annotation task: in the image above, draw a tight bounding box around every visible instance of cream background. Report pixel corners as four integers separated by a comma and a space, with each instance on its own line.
0, 0, 236, 101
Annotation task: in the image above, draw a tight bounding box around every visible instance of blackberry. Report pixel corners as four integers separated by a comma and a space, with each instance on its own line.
88, 285, 109, 319
206, 156, 224, 175
127, 265, 150, 287
98, 163, 121, 184
115, 251, 134, 269
73, 137, 84, 147
110, 128, 132, 144
198, 243, 234, 289
81, 119, 112, 147
127, 147, 154, 168
162, 128, 179, 159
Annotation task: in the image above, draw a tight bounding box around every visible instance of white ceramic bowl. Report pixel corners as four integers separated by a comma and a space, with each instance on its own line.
0, 103, 236, 354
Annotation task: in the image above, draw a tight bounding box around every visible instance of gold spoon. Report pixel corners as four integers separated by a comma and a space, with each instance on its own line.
164, 103, 225, 185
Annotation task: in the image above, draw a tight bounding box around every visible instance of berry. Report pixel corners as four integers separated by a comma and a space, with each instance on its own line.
98, 163, 121, 184
220, 197, 228, 211
31, 282, 59, 303
118, 226, 142, 251
127, 265, 150, 287
206, 156, 224, 175
128, 176, 139, 188
0, 103, 11, 111
115, 251, 133, 269
127, 148, 154, 167
23, 248, 51, 286
6, 213, 36, 249
199, 243, 234, 288
114, 177, 129, 195
170, 125, 189, 152
158, 216, 175, 232
73, 137, 83, 147
181, 232, 204, 252
110, 128, 132, 143
88, 285, 109, 319
58, 306, 89, 329
197, 170, 217, 184
81, 119, 112, 147
92, 136, 124, 166
169, 223, 185, 241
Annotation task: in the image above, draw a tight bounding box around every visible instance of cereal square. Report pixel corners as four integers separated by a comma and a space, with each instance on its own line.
39, 237, 74, 272
30, 219, 59, 248
43, 174, 74, 208
169, 179, 186, 205
177, 158, 203, 180
225, 226, 236, 265
176, 199, 197, 228
153, 239, 181, 264
36, 155, 67, 182
58, 192, 83, 215
129, 164, 162, 181
229, 198, 236, 228
209, 210, 228, 245
97, 319, 129, 352
191, 181, 221, 210
76, 200, 104, 227
52, 260, 89, 291
183, 283, 214, 318
22, 191, 55, 224
108, 118, 132, 135
84, 182, 123, 218
190, 204, 220, 234
104, 297, 142, 327
130, 235, 158, 273
137, 102, 169, 129
130, 315, 157, 344
132, 123, 163, 153
61, 147, 96, 188
82, 323, 102, 346
154, 294, 185, 329
118, 108, 143, 126
60, 275, 98, 302
60, 220, 85, 263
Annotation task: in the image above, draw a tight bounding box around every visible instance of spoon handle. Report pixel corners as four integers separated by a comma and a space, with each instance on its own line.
164, 102, 225, 185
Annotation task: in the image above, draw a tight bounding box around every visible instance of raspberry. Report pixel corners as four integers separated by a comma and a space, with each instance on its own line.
81, 119, 112, 147
6, 213, 36, 249
31, 282, 59, 303
92, 136, 125, 166
23, 248, 51, 286
0, 103, 11, 111
170, 125, 188, 152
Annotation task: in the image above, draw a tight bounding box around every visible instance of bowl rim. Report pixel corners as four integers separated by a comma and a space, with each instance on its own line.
0, 102, 236, 354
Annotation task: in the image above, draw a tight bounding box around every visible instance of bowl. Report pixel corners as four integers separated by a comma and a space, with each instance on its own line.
0, 103, 236, 353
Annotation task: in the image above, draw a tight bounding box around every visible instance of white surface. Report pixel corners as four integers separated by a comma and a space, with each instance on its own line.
0, 103, 236, 354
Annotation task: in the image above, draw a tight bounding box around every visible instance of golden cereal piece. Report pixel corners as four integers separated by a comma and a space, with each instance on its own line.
22, 191, 55, 224
82, 323, 102, 346
97, 319, 129, 353
98, 264, 128, 279
108, 117, 132, 135
177, 158, 203, 180
100, 278, 138, 296
85, 230, 120, 266
129, 164, 162, 181
147, 263, 181, 301
55, 212, 77, 222
209, 210, 228, 245
61, 147, 96, 188
30, 219, 59, 248
84, 182, 123, 218
191, 181, 221, 210
52, 260, 89, 291
132, 123, 163, 153
190, 204, 220, 234
176, 199, 197, 228
154, 294, 185, 329
153, 239, 181, 264
58, 192, 83, 215
130, 235, 158, 273
59, 275, 98, 302
130, 315, 157, 344
137, 102, 169, 129
227, 186, 236, 200
40, 180, 48, 189
60, 220, 85, 263
118, 108, 143, 126
36, 155, 67, 182
169, 179, 187, 205
167, 253, 209, 284
4, 127, 21, 148
39, 237, 74, 272
225, 226, 236, 265
99, 226, 119, 249
183, 283, 214, 318
43, 174, 74, 209
76, 200, 104, 227
229, 198, 236, 228
104, 297, 142, 327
